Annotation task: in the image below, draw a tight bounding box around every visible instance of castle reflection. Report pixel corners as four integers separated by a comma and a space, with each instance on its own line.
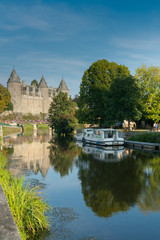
3, 134, 52, 178
3, 134, 80, 179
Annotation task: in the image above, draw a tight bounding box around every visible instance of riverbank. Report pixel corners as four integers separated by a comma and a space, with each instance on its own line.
0, 183, 21, 240
128, 131, 160, 143
0, 145, 50, 239
2, 126, 22, 136
1, 123, 50, 136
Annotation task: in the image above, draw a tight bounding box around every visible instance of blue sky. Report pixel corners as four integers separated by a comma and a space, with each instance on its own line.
1, 0, 160, 97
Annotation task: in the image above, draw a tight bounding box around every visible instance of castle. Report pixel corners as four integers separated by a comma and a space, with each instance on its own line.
7, 68, 69, 115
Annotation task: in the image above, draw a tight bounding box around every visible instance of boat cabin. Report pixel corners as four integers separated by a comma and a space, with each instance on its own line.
94, 129, 119, 140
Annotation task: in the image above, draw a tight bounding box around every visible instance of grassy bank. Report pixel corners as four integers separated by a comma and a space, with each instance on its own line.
0, 152, 50, 239
37, 124, 49, 130
2, 126, 22, 136
23, 123, 49, 132
23, 123, 34, 131
128, 132, 160, 143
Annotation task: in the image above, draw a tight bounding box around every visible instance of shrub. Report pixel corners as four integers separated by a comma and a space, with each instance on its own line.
128, 132, 160, 143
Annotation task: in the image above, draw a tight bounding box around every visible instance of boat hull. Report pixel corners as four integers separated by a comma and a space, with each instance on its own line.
84, 139, 124, 146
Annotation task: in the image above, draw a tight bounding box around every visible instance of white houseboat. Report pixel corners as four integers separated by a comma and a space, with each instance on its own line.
82, 129, 124, 146
74, 128, 93, 141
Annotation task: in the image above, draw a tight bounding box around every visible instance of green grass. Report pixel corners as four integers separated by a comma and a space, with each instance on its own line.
128, 132, 160, 143
37, 124, 49, 130
2, 126, 21, 136
23, 124, 34, 131
0, 152, 50, 239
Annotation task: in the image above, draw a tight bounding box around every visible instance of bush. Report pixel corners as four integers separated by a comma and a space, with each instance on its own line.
128, 132, 160, 143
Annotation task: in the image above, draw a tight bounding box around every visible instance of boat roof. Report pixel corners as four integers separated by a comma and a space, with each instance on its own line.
94, 129, 118, 132
77, 128, 119, 132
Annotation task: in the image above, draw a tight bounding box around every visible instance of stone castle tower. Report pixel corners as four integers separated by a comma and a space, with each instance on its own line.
7, 68, 69, 115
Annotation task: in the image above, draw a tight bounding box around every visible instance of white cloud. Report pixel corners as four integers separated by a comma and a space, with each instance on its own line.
111, 36, 160, 51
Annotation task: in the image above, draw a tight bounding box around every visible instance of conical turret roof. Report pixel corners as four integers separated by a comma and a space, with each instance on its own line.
39, 76, 48, 88
58, 77, 69, 91
8, 68, 20, 83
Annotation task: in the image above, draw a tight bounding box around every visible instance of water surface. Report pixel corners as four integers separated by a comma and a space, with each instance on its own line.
4, 133, 160, 240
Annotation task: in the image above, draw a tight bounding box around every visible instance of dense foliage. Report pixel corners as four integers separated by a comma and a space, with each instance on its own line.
0, 84, 13, 112
105, 75, 142, 128
48, 92, 78, 135
77, 59, 130, 125
135, 65, 160, 123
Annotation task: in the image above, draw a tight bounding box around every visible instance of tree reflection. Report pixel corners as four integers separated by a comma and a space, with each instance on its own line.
76, 149, 155, 217
138, 155, 160, 214
49, 136, 80, 177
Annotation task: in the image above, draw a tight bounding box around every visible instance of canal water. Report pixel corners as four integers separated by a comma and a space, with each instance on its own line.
3, 132, 160, 240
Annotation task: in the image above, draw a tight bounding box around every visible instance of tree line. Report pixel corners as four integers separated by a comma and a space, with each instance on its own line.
1, 59, 160, 135
49, 59, 160, 134
77, 60, 160, 128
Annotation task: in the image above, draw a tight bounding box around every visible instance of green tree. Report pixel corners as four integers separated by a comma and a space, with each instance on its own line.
48, 92, 78, 135
6, 102, 13, 111
31, 79, 38, 87
77, 59, 130, 125
105, 76, 142, 130
0, 84, 13, 113
135, 65, 160, 123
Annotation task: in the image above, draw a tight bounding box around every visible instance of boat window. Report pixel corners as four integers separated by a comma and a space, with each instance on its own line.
108, 131, 113, 138
94, 130, 101, 136
87, 130, 93, 133
104, 131, 108, 138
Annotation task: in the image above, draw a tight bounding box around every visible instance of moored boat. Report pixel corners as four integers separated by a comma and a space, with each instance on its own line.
82, 129, 124, 146
74, 128, 93, 141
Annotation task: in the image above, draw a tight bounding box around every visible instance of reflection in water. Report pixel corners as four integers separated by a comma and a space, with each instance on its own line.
4, 134, 160, 239
76, 145, 160, 218
138, 156, 160, 215
81, 144, 126, 162
4, 134, 80, 179
49, 136, 80, 177
4, 134, 52, 178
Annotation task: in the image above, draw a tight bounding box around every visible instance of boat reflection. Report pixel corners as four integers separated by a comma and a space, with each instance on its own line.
76, 142, 126, 163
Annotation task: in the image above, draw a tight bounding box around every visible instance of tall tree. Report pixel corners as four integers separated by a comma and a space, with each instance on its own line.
0, 84, 13, 113
135, 65, 160, 123
48, 92, 78, 135
105, 76, 141, 129
77, 59, 130, 125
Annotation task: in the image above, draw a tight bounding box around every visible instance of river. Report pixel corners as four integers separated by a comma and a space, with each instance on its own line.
3, 132, 160, 240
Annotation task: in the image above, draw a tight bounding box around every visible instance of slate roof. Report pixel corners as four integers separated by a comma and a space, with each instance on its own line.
8, 68, 20, 83
58, 78, 69, 91
39, 76, 48, 88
